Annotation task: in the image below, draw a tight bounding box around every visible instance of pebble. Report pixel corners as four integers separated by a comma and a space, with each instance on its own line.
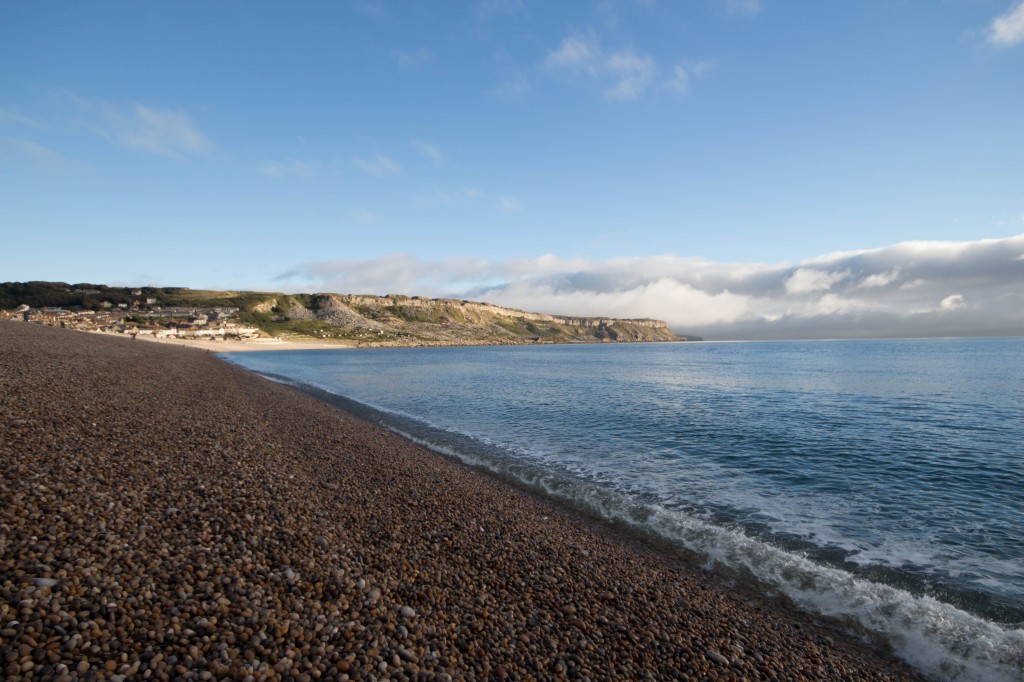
706, 649, 730, 666
0, 322, 927, 681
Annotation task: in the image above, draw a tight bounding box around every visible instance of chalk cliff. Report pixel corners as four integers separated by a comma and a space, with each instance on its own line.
258, 293, 685, 347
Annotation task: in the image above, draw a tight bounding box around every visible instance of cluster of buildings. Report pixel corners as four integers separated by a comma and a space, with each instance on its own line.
1, 302, 261, 341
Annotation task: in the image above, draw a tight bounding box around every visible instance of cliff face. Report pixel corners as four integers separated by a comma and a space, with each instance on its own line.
267, 293, 683, 347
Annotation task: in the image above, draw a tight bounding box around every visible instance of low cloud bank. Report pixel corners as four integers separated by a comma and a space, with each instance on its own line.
278, 234, 1024, 340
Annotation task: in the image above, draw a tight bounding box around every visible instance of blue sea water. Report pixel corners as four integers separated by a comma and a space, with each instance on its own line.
225, 338, 1024, 681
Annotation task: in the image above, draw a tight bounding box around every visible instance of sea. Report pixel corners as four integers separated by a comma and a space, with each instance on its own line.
224, 338, 1024, 682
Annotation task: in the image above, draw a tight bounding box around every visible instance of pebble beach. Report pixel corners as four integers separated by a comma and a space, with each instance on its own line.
0, 321, 926, 681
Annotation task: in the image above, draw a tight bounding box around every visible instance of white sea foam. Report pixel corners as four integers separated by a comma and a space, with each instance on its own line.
397, 428, 1024, 682
638, 505, 1024, 682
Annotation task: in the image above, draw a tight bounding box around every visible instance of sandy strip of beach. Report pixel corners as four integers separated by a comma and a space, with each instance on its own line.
0, 321, 925, 681
125, 332, 356, 353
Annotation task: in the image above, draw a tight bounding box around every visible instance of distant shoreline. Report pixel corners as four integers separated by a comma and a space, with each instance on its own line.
53, 324, 691, 352
129, 331, 357, 352
22, 325, 357, 352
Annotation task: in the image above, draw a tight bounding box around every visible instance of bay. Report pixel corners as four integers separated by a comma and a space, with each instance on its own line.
226, 337, 1024, 681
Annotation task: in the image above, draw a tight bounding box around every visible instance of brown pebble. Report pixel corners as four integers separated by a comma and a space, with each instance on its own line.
0, 322, 928, 682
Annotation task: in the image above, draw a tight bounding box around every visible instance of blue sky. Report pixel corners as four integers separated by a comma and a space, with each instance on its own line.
2, 1, 1023, 338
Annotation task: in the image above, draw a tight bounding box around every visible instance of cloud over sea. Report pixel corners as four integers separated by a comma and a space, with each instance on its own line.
278, 234, 1024, 340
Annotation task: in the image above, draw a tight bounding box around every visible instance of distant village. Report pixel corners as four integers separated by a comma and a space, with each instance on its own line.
1, 288, 262, 341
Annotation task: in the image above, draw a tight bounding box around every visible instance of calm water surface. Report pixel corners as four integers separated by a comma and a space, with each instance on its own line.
226, 338, 1024, 682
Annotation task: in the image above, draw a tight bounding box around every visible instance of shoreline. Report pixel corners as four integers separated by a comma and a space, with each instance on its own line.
97, 329, 357, 352
80, 329, 685, 353
0, 322, 926, 680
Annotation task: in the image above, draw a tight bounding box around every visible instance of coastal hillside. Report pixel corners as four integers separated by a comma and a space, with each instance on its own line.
0, 281, 688, 346
248, 293, 682, 346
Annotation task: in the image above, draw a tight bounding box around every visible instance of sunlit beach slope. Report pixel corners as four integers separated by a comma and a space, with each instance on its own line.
0, 321, 922, 680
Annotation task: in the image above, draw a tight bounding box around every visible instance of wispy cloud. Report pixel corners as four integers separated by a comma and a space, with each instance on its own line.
489, 74, 530, 99
724, 0, 762, 17
988, 1, 1024, 47
667, 65, 691, 95
411, 141, 444, 164
65, 94, 212, 159
499, 196, 522, 212
544, 34, 705, 100
416, 187, 482, 207
351, 0, 385, 17
277, 253, 496, 295
258, 159, 316, 178
353, 153, 402, 177
391, 48, 434, 69
413, 187, 525, 212
278, 234, 1024, 340
667, 61, 714, 95
0, 108, 43, 128
604, 50, 656, 100
546, 36, 601, 71
103, 103, 212, 158
1, 138, 82, 173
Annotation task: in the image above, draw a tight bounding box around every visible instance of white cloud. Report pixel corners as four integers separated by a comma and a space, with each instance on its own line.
604, 50, 656, 100
351, 0, 385, 17
667, 61, 714, 95
258, 159, 315, 178
489, 75, 530, 99
667, 65, 691, 94
412, 141, 444, 164
900, 279, 926, 290
415, 187, 487, 209
105, 104, 212, 158
64, 94, 212, 159
1, 138, 81, 173
546, 36, 601, 71
940, 294, 966, 310
278, 234, 1024, 340
499, 196, 522, 212
546, 35, 708, 100
544, 36, 655, 100
278, 253, 496, 295
354, 153, 402, 176
784, 268, 850, 294
859, 268, 900, 289
725, 0, 762, 16
434, 187, 481, 203
989, 1, 1024, 47
418, 187, 524, 211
